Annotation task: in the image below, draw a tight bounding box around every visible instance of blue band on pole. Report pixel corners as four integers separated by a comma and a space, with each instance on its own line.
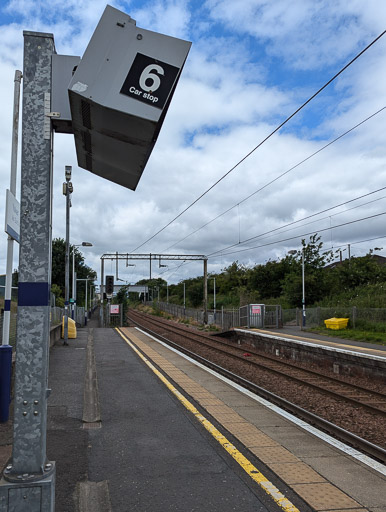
0, 345, 13, 423
4, 300, 11, 311
18, 282, 50, 306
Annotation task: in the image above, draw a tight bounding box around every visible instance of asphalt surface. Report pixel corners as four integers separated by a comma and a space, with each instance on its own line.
88, 327, 280, 512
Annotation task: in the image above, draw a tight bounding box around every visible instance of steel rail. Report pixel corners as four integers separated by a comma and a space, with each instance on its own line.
128, 310, 386, 416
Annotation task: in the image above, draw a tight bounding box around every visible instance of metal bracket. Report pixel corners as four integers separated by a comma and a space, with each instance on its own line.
43, 93, 60, 139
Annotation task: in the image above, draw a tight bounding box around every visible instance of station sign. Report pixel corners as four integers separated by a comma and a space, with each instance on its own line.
4, 189, 20, 242
68, 5, 191, 190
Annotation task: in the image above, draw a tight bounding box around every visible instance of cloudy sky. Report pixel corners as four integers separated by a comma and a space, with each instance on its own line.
0, 0, 386, 287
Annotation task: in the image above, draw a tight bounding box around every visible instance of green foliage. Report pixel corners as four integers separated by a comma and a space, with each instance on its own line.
281, 235, 334, 307
51, 283, 64, 307
142, 234, 385, 315
51, 238, 97, 307
310, 326, 386, 345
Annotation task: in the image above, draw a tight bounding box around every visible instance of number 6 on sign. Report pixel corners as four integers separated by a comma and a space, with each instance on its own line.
120, 53, 180, 110
139, 64, 164, 92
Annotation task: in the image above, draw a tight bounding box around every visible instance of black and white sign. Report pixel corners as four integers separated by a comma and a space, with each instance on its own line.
120, 53, 180, 110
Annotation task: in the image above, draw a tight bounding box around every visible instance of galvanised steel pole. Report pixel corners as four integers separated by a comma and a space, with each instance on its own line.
85, 279, 88, 326
72, 247, 75, 319
0, 31, 56, 510
0, 70, 22, 425
2, 70, 22, 347
63, 166, 72, 346
302, 250, 306, 328
213, 277, 216, 324
203, 258, 208, 324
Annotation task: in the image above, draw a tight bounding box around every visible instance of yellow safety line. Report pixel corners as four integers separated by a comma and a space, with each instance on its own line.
116, 327, 300, 512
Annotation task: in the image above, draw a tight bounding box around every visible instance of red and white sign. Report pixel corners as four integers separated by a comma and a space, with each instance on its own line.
251, 306, 261, 315
110, 305, 120, 314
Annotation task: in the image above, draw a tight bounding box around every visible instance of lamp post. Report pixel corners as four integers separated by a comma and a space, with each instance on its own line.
63, 166, 73, 346
288, 249, 305, 329
213, 277, 216, 323
72, 242, 93, 319
301, 249, 306, 328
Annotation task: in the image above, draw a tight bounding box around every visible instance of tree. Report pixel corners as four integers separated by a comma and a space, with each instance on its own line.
247, 257, 293, 299
282, 234, 333, 307
51, 238, 97, 306
330, 251, 386, 292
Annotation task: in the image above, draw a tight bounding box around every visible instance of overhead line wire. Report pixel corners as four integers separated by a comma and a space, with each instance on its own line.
208, 186, 386, 257
130, 30, 386, 254
163, 106, 386, 252
208, 211, 386, 258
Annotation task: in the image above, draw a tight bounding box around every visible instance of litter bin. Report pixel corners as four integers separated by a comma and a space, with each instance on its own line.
61, 316, 77, 338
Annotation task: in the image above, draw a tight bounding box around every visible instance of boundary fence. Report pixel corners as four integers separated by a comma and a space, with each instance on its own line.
147, 301, 385, 332
149, 302, 282, 331
284, 306, 386, 329
100, 304, 124, 328
0, 306, 92, 349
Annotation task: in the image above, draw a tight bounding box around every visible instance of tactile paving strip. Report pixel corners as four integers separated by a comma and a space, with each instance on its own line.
292, 483, 364, 510
122, 327, 368, 512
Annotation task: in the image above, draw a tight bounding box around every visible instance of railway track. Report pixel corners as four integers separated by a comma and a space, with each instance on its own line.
129, 309, 386, 416
126, 308, 386, 464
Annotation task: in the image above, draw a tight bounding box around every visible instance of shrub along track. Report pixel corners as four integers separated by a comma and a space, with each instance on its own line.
126, 308, 386, 463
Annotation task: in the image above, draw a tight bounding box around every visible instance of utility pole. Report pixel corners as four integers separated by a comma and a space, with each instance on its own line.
0, 70, 22, 425
2, 70, 22, 346
63, 165, 72, 346
213, 277, 216, 323
203, 258, 208, 324
0, 31, 56, 510
302, 249, 306, 328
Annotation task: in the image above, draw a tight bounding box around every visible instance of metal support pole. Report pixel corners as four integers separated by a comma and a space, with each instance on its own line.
100, 258, 104, 327
0, 31, 56, 509
85, 280, 88, 326
2, 70, 22, 347
149, 253, 152, 281
213, 277, 216, 324
0, 70, 22, 425
166, 283, 169, 304
203, 259, 208, 324
63, 166, 71, 346
183, 283, 186, 314
71, 247, 75, 319
302, 250, 306, 328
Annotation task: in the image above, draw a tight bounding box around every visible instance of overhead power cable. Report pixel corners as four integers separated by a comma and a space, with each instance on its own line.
330, 235, 386, 252
208, 211, 386, 259
208, 187, 386, 257
155, 233, 386, 281
163, 107, 386, 252
130, 30, 386, 254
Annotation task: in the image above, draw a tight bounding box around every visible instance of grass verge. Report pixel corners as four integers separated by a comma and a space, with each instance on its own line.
308, 326, 386, 345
